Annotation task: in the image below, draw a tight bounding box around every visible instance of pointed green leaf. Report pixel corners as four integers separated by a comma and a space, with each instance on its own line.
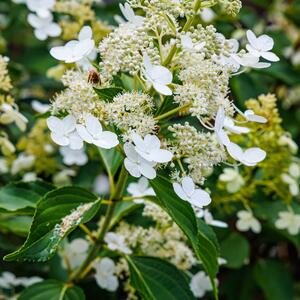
150, 175, 219, 298
4, 186, 100, 262
93, 86, 123, 102
0, 181, 53, 213
98, 147, 123, 177
127, 256, 195, 300
19, 280, 85, 300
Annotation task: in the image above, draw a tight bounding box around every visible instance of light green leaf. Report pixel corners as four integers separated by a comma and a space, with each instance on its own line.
220, 233, 250, 269
0, 181, 53, 213
127, 256, 195, 300
19, 280, 85, 300
253, 260, 294, 300
4, 186, 100, 262
149, 175, 219, 297
93, 86, 123, 102
98, 147, 123, 177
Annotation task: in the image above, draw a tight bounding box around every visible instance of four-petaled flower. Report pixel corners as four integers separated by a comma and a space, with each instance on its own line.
131, 133, 173, 163
27, 13, 61, 41
76, 114, 119, 149
124, 143, 157, 179
142, 53, 173, 95
94, 258, 119, 292
50, 26, 95, 63
47, 115, 83, 150
189, 271, 213, 298
246, 30, 280, 62
181, 34, 206, 52
104, 232, 132, 254
173, 176, 211, 208
236, 210, 261, 233
127, 177, 156, 203
26, 0, 55, 18
226, 142, 266, 166
275, 211, 300, 235
119, 2, 144, 27
60, 146, 88, 166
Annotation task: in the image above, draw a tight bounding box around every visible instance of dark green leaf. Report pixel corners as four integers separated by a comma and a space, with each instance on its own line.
0, 181, 53, 213
127, 256, 195, 300
19, 280, 85, 300
93, 86, 123, 102
4, 186, 100, 262
253, 260, 294, 300
150, 175, 219, 297
220, 233, 250, 269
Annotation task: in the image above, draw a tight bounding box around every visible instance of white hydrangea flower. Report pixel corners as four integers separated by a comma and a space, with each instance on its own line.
281, 163, 300, 196
76, 114, 119, 149
50, 26, 95, 63
243, 109, 267, 123
278, 134, 298, 154
214, 107, 230, 147
11, 153, 35, 175
0, 104, 28, 132
232, 52, 271, 69
142, 53, 173, 96
119, 2, 144, 28
236, 210, 261, 233
53, 169, 76, 186
181, 34, 206, 52
59, 146, 88, 166
124, 143, 157, 179
93, 174, 110, 195
246, 30, 280, 62
31, 100, 50, 114
275, 211, 300, 235
189, 271, 212, 298
173, 177, 211, 208
131, 132, 173, 164
94, 258, 119, 292
27, 13, 61, 41
47, 115, 83, 150
196, 208, 228, 228
61, 238, 89, 270
226, 142, 266, 166
104, 232, 132, 254
127, 177, 156, 204
23, 172, 38, 182
26, 0, 55, 18
0, 272, 42, 289
219, 168, 245, 193
224, 117, 250, 134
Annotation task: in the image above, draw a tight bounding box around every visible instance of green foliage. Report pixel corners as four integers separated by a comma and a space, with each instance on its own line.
127, 256, 195, 300
0, 181, 53, 213
220, 233, 250, 269
253, 260, 295, 300
150, 175, 219, 295
19, 280, 85, 300
93, 87, 124, 102
4, 186, 100, 262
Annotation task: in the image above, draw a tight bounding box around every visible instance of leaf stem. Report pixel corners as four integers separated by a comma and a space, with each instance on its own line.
69, 165, 128, 282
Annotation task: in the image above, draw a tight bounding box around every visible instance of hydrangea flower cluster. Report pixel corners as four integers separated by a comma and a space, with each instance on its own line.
47, 0, 279, 212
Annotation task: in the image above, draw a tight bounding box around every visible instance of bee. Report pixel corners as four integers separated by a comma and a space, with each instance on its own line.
88, 69, 101, 84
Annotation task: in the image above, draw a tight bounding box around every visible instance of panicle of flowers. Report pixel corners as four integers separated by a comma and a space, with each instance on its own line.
104, 92, 157, 140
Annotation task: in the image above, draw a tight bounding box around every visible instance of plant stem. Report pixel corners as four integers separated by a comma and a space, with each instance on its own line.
69, 165, 128, 282
154, 103, 190, 121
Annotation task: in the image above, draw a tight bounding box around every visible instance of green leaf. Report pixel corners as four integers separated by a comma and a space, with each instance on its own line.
4, 186, 100, 262
98, 147, 123, 177
220, 233, 250, 269
93, 86, 123, 102
149, 175, 219, 297
0, 181, 53, 213
0, 215, 32, 236
253, 260, 294, 300
127, 256, 195, 300
19, 280, 85, 300
111, 201, 142, 228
